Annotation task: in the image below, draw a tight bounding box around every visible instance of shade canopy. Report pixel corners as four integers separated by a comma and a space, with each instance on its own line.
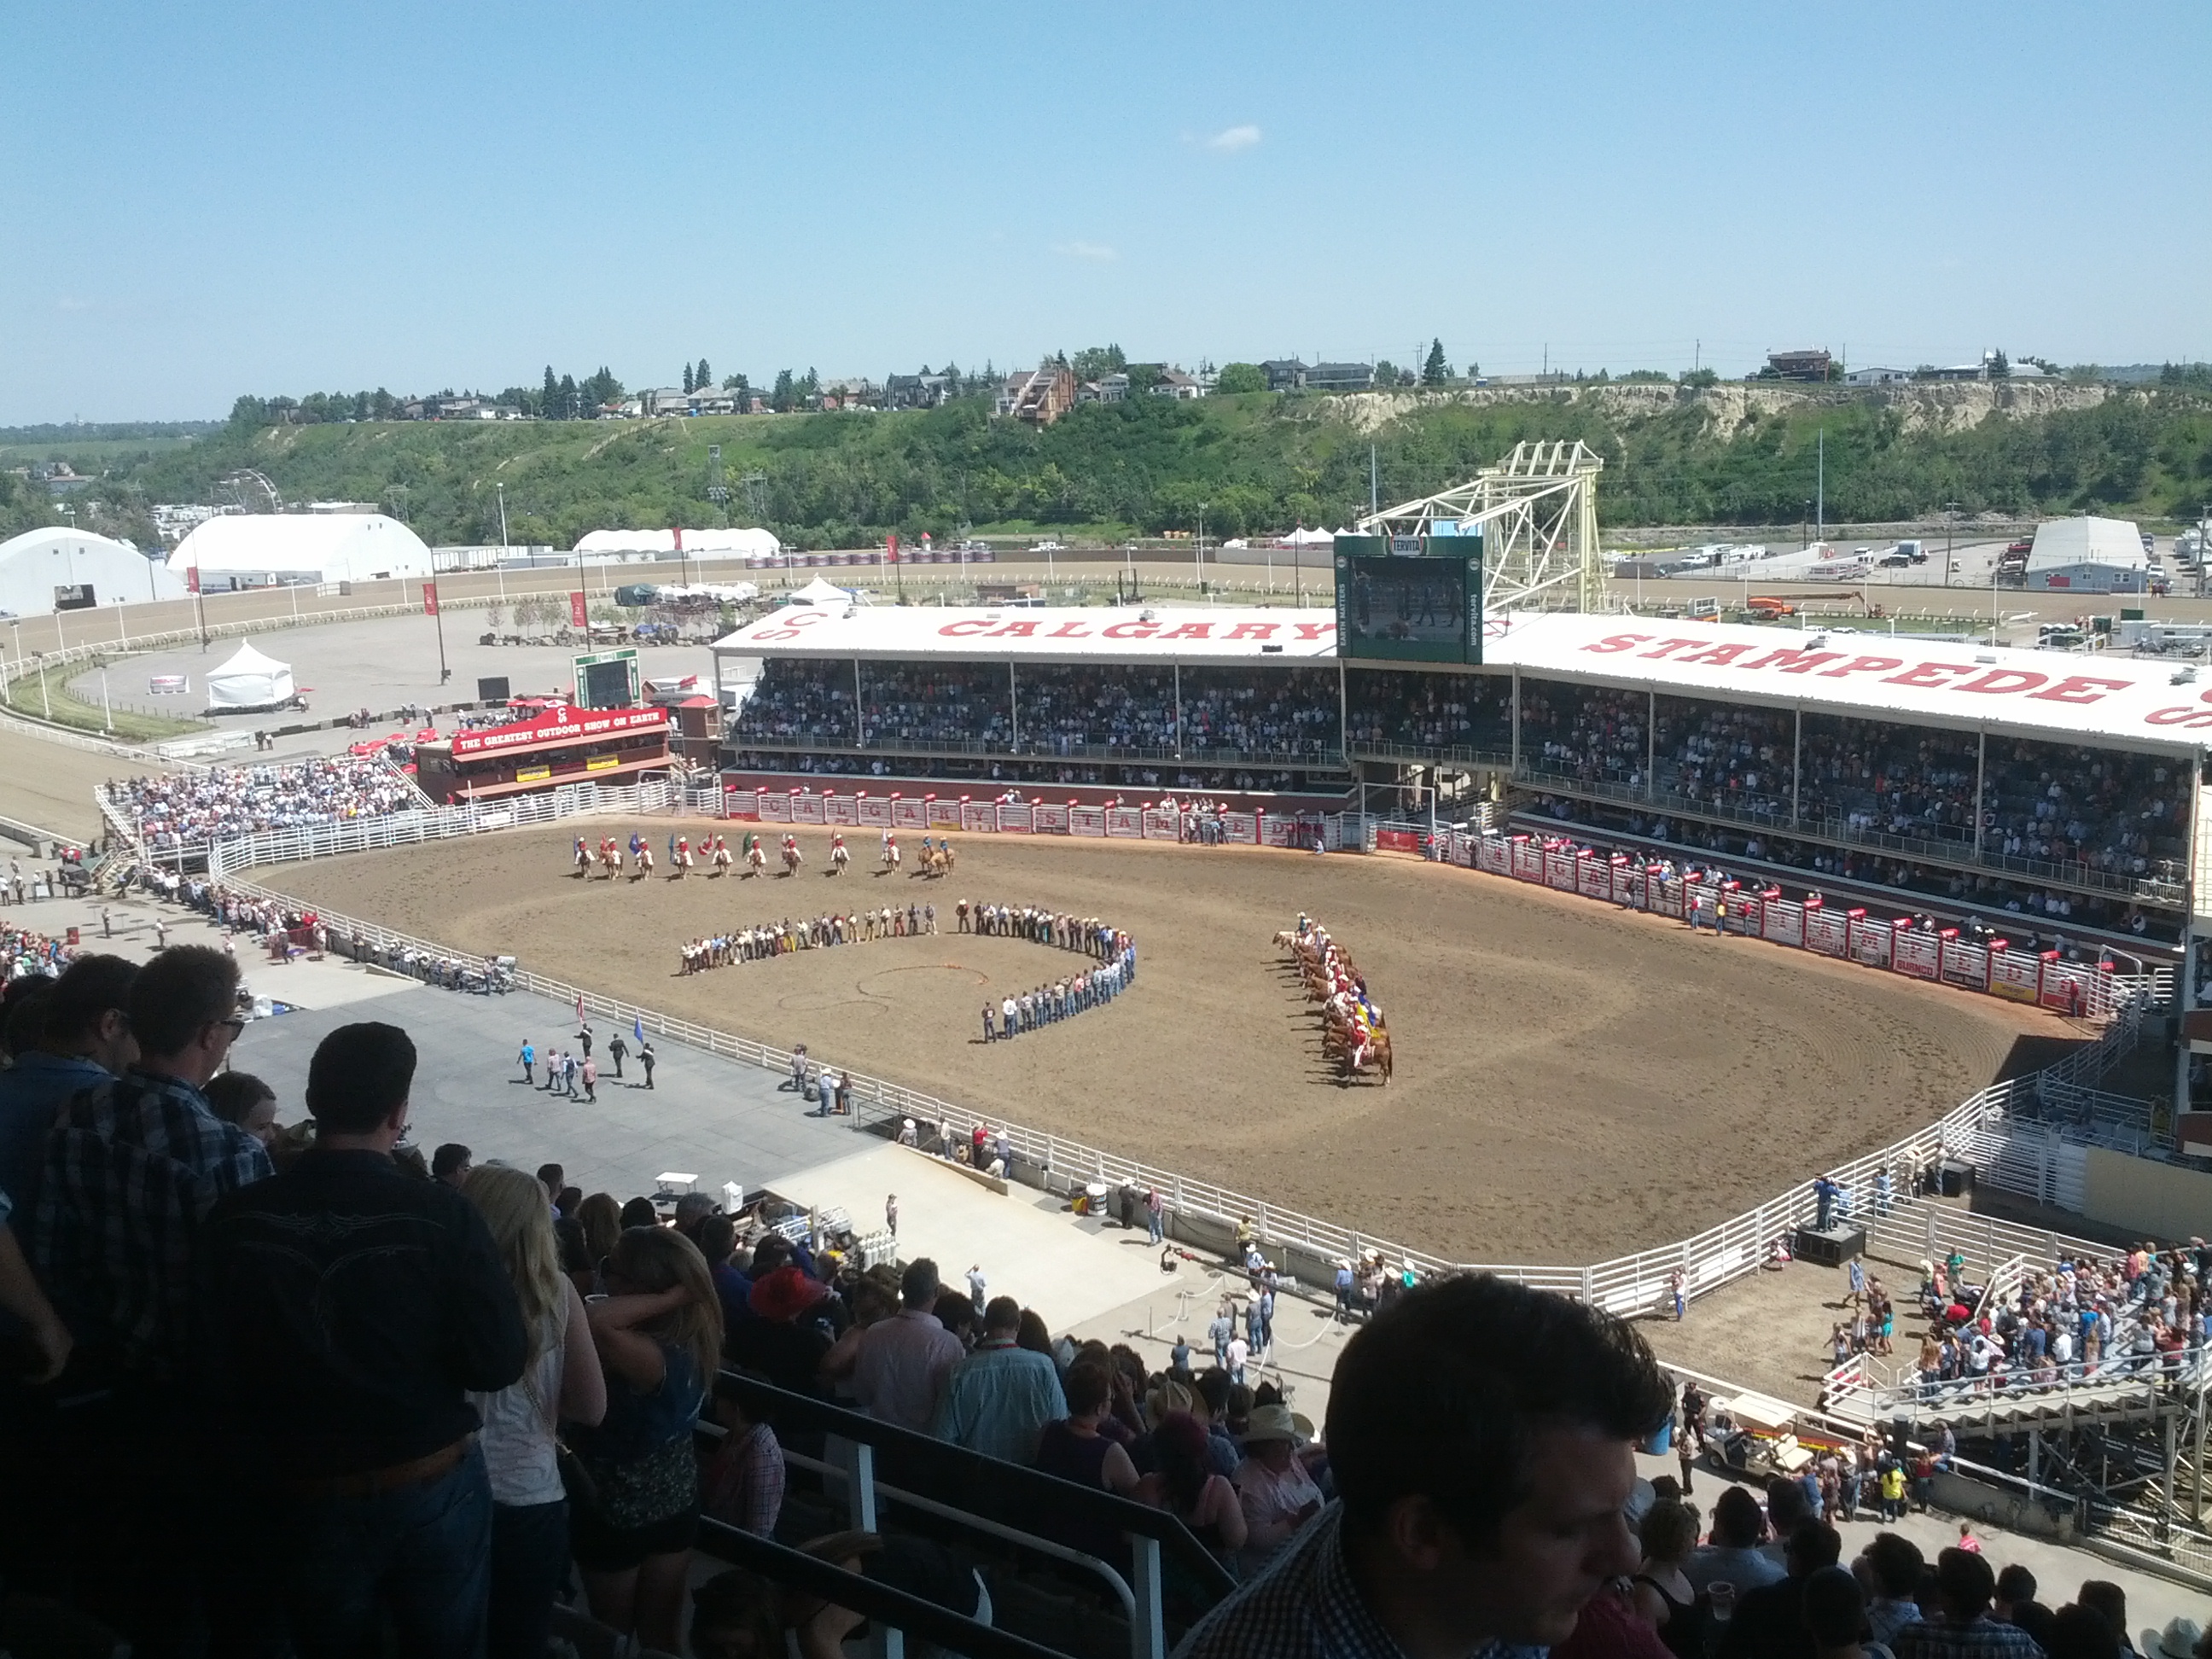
204, 641, 295, 710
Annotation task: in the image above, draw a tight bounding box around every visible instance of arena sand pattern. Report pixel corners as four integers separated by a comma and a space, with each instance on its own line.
271, 822, 2076, 1265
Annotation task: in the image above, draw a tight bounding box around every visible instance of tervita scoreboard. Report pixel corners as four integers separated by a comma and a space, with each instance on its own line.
572, 647, 642, 710
1333, 528, 1483, 665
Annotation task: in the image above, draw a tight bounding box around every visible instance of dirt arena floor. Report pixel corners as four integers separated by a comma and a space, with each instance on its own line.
270, 822, 2082, 1266
0, 726, 167, 841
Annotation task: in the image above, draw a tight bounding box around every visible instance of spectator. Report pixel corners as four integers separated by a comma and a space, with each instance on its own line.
0, 952, 137, 1216
568, 1223, 724, 1656
1719, 1518, 1844, 1659
431, 1141, 473, 1187
461, 1163, 608, 1659
1179, 1274, 1672, 1659
731, 1254, 840, 1395
203, 1020, 528, 1659
1138, 1408, 1249, 1574
619, 1195, 658, 1231
1804, 1563, 1888, 1659
1231, 1402, 1324, 1579
1996, 1565, 2056, 1650
823, 1256, 964, 1432
573, 1190, 622, 1289
1033, 1358, 1143, 1574
1631, 1498, 1706, 1659
0, 1181, 70, 1382
701, 1382, 785, 1539
1859, 1533, 1926, 1647
933, 1294, 1068, 1463
2043, 1607, 2121, 1659
1687, 1485, 1789, 1592
696, 1213, 751, 1332
2074, 1585, 2133, 1657
203, 1071, 282, 1147
105, 755, 420, 852
1893, 1549, 2046, 1659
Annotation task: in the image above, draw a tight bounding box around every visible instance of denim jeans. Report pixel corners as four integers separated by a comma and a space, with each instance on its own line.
277, 1443, 494, 1659
487, 1499, 569, 1659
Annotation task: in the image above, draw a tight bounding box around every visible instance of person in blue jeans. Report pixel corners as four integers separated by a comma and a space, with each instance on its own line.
204, 1020, 529, 1659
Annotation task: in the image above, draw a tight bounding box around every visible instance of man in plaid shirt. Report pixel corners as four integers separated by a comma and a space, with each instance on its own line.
1175, 1277, 1674, 1659
32, 944, 271, 1653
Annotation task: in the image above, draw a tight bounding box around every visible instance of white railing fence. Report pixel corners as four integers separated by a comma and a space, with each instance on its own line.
201, 783, 2155, 1313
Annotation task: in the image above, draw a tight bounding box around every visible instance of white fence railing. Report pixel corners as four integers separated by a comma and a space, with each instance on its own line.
200, 781, 2153, 1312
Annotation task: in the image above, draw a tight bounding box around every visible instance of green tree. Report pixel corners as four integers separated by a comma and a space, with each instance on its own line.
1422, 339, 1448, 386
1374, 360, 1400, 387
1214, 362, 1266, 394
682, 363, 696, 394
1070, 345, 1126, 382
696, 358, 713, 390
1680, 368, 1719, 388
771, 370, 795, 411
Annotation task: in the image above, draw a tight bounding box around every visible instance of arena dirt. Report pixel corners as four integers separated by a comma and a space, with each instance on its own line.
271, 822, 2075, 1266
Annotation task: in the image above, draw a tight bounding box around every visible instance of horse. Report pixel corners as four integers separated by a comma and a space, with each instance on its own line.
599, 839, 622, 880
880, 839, 901, 876
747, 842, 766, 878
634, 844, 655, 881
672, 837, 692, 878
572, 837, 591, 878
781, 838, 803, 877
830, 838, 850, 876
710, 836, 732, 876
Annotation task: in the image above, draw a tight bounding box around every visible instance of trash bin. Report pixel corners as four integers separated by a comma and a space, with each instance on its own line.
1644, 1420, 1674, 1456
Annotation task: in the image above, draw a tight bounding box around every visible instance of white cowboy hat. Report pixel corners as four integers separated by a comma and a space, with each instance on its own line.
2144, 1622, 2203, 1659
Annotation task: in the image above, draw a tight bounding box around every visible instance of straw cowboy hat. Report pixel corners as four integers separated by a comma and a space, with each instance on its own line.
2143, 1621, 2203, 1659
1144, 1379, 1196, 1422
1237, 1404, 1312, 1446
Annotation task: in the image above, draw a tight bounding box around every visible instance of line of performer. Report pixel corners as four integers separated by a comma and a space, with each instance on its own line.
680, 903, 940, 973
575, 829, 954, 881
1281, 912, 1392, 1082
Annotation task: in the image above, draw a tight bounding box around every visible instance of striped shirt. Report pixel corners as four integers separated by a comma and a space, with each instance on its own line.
33, 1067, 273, 1379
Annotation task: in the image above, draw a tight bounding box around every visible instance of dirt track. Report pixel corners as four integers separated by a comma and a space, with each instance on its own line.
271, 823, 2076, 1265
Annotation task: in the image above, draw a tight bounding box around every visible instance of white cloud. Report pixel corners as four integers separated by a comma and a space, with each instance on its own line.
1205, 124, 1261, 154
1053, 241, 1118, 263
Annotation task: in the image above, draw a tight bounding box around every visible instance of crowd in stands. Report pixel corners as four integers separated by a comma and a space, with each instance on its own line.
3, 918, 76, 981
1, 949, 2199, 1659
1525, 797, 2174, 946
733, 658, 1343, 760
106, 754, 422, 849
1343, 667, 1513, 754
729, 746, 1327, 795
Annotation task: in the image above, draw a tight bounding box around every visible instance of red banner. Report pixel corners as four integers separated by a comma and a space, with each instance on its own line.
569, 591, 589, 629
422, 581, 439, 616
887, 533, 899, 564
186, 565, 201, 594
449, 703, 667, 758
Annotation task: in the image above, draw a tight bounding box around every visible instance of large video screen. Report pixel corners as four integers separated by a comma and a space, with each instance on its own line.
573, 649, 640, 709
1335, 548, 1482, 664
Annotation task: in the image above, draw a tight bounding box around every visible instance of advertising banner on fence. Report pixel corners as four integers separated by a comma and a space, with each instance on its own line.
1938, 935, 1989, 992
825, 795, 859, 826
1544, 847, 1576, 892
1223, 811, 1257, 844
1726, 894, 1762, 935
1892, 924, 1940, 981
791, 794, 826, 824
1144, 807, 1180, 841
2040, 958, 2093, 1015
1989, 950, 2043, 1003
1610, 859, 1644, 908
962, 802, 996, 832
926, 799, 962, 828
1511, 837, 1542, 881
1105, 806, 1144, 838
1576, 853, 1611, 900
756, 793, 791, 823
1478, 834, 1512, 875
1804, 905, 1848, 956
1376, 828, 1419, 853
1071, 806, 1107, 837
892, 798, 926, 830
1846, 912, 1891, 968
1647, 875, 1682, 918
1761, 899, 1805, 947
999, 803, 1034, 833
724, 789, 758, 819
1032, 802, 1069, 833
856, 796, 893, 828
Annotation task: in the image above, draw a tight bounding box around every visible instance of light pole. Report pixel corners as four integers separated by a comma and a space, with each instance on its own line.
495, 482, 509, 603
1196, 504, 1207, 592
1943, 503, 1959, 587
99, 664, 113, 734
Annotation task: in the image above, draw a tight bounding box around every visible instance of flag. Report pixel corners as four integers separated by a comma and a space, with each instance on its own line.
633, 1014, 645, 1045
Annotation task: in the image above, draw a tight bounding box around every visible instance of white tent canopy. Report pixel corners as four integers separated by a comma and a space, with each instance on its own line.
169, 513, 432, 587
1278, 527, 1336, 545
204, 642, 295, 711
0, 527, 186, 615
783, 576, 853, 605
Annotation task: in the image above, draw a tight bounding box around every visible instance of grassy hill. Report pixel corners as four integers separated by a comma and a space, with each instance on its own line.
19, 382, 2211, 551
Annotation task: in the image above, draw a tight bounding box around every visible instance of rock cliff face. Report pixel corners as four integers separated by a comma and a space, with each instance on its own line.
1315, 379, 2116, 438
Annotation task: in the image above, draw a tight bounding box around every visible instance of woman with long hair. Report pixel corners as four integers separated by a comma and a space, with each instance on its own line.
572, 1191, 622, 1294
569, 1223, 725, 1655
1137, 1409, 1246, 1604
463, 1164, 608, 1659
1630, 1498, 1705, 1659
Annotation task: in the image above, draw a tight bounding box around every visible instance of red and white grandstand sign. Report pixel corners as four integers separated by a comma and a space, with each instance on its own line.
450, 705, 667, 757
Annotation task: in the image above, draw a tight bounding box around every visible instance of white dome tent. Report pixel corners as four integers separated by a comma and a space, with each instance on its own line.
204, 642, 297, 713
169, 514, 433, 589
0, 527, 186, 615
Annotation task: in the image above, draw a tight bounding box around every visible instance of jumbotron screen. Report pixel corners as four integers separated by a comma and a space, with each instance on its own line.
573, 649, 640, 709
1334, 536, 1482, 665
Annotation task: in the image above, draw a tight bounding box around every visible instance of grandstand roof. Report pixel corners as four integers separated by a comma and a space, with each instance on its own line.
168, 513, 433, 583
1487, 612, 2212, 754
713, 604, 1340, 667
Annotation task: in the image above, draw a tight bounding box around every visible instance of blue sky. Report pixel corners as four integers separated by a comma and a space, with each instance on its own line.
4, 2, 2206, 423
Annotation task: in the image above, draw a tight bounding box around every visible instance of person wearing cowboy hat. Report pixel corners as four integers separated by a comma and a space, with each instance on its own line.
1179, 1275, 1674, 1659
2141, 1621, 2205, 1659
1231, 1403, 1323, 1580
1891, 1549, 2043, 1659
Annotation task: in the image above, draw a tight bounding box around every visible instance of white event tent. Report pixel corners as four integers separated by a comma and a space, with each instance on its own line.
169, 514, 433, 588
574, 527, 783, 559
204, 642, 296, 711
0, 527, 186, 615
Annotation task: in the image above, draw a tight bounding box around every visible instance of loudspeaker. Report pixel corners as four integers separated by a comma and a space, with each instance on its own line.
477, 676, 510, 703
1937, 1159, 1973, 1198
1795, 1225, 1866, 1267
